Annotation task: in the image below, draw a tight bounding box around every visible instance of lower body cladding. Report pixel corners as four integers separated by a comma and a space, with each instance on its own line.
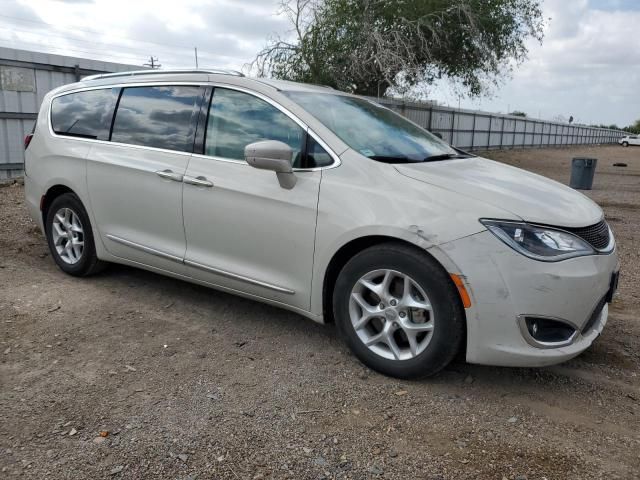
435, 230, 619, 367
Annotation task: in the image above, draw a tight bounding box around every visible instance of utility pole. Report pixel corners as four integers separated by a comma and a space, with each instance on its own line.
194, 47, 199, 68
144, 56, 162, 69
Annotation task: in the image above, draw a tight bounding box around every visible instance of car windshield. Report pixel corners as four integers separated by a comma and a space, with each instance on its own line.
284, 92, 461, 163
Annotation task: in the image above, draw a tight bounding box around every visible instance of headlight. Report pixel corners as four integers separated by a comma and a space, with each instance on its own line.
480, 219, 595, 261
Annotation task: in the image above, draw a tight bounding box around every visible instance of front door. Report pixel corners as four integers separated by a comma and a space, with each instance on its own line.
182, 87, 321, 310
87, 85, 205, 272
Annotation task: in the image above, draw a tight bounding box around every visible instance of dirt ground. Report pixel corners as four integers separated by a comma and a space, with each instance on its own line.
1, 145, 639, 480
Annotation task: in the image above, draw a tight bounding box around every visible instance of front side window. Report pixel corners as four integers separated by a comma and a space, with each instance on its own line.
111, 86, 202, 152
51, 88, 118, 140
205, 88, 304, 166
284, 92, 461, 163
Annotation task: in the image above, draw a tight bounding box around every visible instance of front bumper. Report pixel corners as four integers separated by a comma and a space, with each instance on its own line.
437, 230, 618, 367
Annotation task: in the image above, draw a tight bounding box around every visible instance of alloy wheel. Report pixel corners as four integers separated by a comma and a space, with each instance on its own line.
349, 269, 434, 361
51, 207, 85, 265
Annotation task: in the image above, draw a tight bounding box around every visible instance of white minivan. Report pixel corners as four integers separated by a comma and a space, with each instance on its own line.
24, 69, 619, 378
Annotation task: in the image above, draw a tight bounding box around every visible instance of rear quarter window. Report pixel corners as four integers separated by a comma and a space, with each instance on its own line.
50, 88, 119, 140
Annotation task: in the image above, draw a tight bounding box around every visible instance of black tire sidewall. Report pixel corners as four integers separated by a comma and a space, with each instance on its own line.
622, 142, 628, 147
45, 193, 100, 276
333, 243, 465, 379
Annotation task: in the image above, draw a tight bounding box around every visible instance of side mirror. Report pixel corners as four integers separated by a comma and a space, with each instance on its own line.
433, 132, 443, 140
245, 140, 296, 189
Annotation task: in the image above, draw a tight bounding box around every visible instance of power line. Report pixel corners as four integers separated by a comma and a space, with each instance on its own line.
0, 37, 233, 71
0, 13, 212, 54
0, 23, 227, 63
0, 31, 230, 67
0, 37, 148, 63
0, 24, 195, 59
0, 13, 246, 70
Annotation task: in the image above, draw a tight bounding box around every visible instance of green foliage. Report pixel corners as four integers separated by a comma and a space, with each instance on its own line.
255, 0, 545, 96
509, 111, 528, 117
623, 119, 640, 134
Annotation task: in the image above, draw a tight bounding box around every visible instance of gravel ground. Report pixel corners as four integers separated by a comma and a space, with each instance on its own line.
1, 145, 639, 480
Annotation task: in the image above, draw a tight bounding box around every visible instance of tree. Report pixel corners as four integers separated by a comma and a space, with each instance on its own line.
509, 111, 527, 117
590, 124, 621, 130
623, 119, 640, 134
253, 0, 544, 97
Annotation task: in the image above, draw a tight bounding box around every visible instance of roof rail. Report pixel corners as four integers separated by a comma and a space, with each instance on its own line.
82, 68, 245, 81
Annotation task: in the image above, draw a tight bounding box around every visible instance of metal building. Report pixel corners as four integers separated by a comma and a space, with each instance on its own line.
0, 47, 139, 179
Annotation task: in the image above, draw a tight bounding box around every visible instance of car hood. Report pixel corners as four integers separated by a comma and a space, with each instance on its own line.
395, 157, 603, 228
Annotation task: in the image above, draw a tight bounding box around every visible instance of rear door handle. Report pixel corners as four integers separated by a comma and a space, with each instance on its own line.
183, 175, 214, 188
155, 169, 184, 182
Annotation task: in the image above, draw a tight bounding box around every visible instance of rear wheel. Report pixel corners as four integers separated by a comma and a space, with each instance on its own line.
333, 243, 465, 379
45, 193, 105, 276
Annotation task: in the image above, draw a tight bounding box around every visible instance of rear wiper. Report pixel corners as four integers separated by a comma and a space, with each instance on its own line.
60, 132, 99, 140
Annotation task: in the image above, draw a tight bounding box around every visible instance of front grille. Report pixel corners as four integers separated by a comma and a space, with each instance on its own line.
564, 220, 610, 250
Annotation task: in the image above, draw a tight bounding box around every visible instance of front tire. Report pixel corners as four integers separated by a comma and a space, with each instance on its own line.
45, 193, 105, 276
333, 243, 465, 379
622, 141, 629, 147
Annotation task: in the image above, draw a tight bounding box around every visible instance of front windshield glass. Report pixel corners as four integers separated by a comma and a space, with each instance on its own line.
284, 92, 459, 163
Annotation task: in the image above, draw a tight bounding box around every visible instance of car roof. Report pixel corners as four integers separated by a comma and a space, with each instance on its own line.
66, 69, 341, 95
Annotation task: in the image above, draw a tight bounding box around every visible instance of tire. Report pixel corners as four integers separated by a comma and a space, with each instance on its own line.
45, 193, 106, 276
333, 242, 465, 379
622, 142, 629, 147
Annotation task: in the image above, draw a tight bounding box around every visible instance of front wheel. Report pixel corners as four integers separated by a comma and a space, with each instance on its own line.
45, 193, 106, 276
622, 141, 629, 147
333, 243, 465, 379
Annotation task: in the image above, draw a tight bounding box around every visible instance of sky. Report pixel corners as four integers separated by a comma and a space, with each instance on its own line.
0, 0, 638, 126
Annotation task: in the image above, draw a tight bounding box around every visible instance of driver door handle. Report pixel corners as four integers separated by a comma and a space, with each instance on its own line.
183, 175, 214, 188
155, 169, 184, 182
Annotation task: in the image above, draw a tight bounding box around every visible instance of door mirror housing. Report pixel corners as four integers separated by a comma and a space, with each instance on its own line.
245, 140, 296, 189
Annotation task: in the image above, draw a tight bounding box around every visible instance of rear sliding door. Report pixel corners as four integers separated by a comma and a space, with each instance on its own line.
86, 85, 205, 272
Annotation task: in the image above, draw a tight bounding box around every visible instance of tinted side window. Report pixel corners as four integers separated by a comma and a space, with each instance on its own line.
51, 88, 118, 140
111, 86, 202, 152
205, 88, 304, 165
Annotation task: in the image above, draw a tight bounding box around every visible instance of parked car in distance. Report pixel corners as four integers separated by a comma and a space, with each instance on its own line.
619, 135, 640, 147
24, 69, 619, 378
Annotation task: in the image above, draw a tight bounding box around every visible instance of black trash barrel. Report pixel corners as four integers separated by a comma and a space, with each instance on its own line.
570, 157, 597, 190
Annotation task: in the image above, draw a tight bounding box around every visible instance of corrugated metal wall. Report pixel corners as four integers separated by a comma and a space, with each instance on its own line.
0, 47, 139, 180
368, 96, 626, 151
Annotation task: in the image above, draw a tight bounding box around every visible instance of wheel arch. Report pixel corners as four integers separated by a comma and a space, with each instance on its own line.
41, 184, 76, 227
321, 235, 464, 322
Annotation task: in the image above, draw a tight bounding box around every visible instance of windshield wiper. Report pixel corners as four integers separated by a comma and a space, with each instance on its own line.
423, 153, 468, 162
368, 155, 422, 164
368, 153, 471, 164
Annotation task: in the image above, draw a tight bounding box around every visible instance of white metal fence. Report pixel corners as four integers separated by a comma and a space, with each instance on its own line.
370, 97, 626, 151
